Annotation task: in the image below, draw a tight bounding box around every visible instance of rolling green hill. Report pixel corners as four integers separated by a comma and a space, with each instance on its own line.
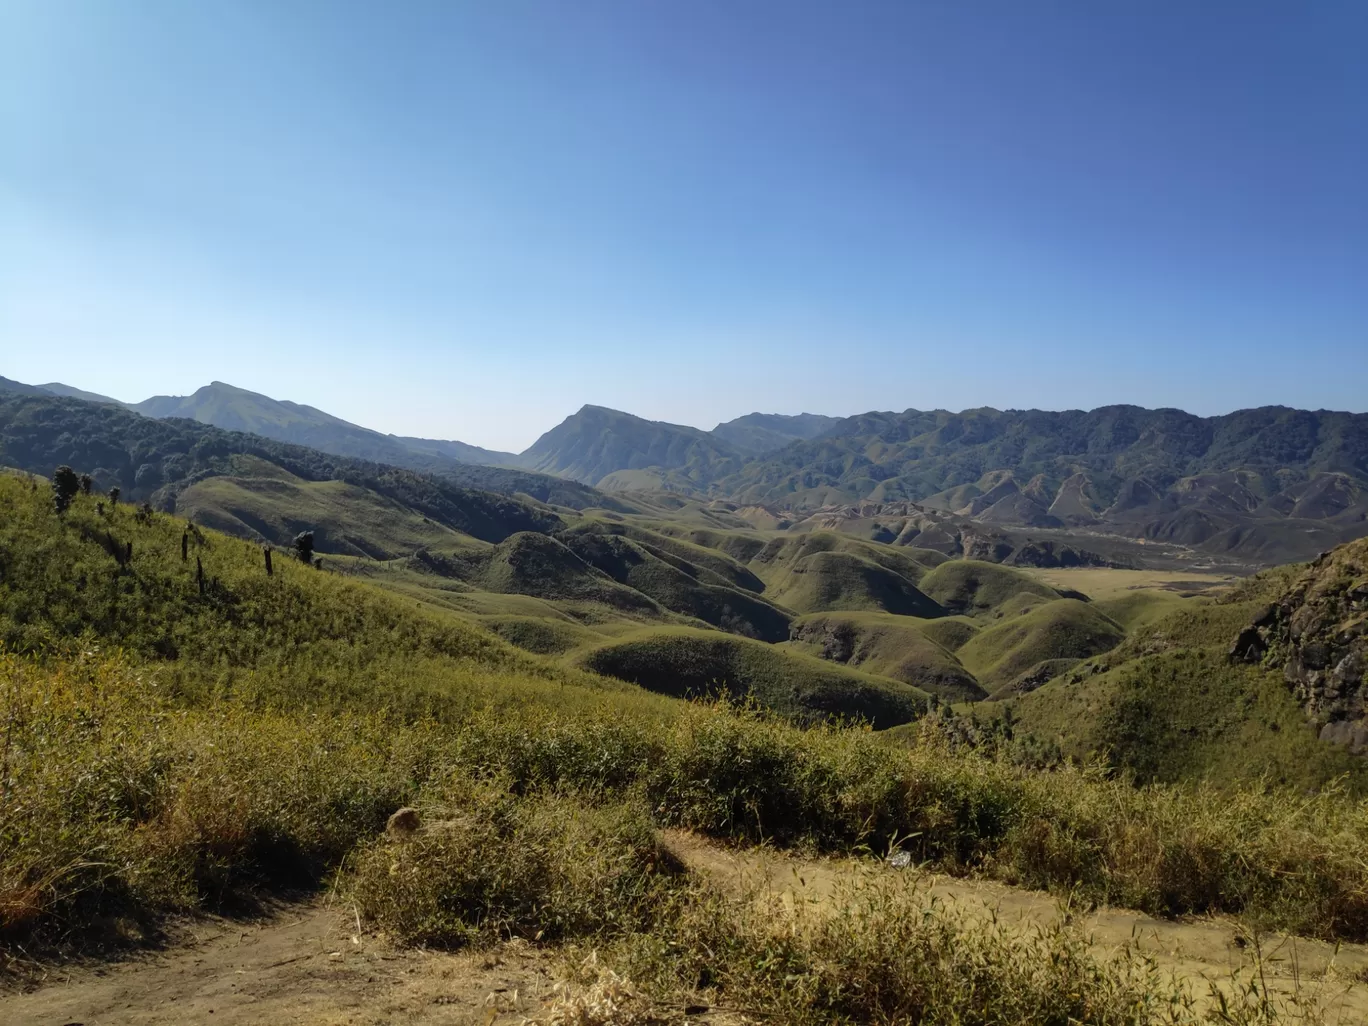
560, 527, 794, 641
1007, 577, 1368, 792
572, 625, 929, 727
918, 559, 1063, 615
8, 387, 1368, 796
175, 458, 490, 560
787, 611, 986, 701
0, 472, 946, 733
747, 533, 944, 616
0, 470, 656, 722
956, 599, 1125, 687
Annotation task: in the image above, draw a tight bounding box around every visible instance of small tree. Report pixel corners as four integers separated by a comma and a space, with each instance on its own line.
52, 466, 80, 515
108, 486, 121, 507
79, 473, 93, 495
294, 531, 315, 564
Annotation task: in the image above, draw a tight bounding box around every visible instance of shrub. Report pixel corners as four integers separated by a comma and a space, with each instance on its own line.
349, 786, 667, 947
618, 876, 1196, 1026
51, 465, 80, 515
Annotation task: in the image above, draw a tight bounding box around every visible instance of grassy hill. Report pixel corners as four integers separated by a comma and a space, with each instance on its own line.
1008, 578, 1368, 792
7, 391, 1367, 800
0, 471, 655, 722
956, 599, 1125, 688
572, 625, 929, 727
175, 458, 491, 560
919, 559, 1063, 614
9, 460, 1368, 1009
787, 611, 986, 701
474, 531, 665, 615
560, 529, 794, 641
0, 393, 562, 540
748, 533, 944, 616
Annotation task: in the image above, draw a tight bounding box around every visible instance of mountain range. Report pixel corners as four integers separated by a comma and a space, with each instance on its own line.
3, 374, 1366, 565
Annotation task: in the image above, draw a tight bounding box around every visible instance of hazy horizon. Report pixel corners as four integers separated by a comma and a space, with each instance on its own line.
4, 1, 1365, 451
10, 374, 1368, 458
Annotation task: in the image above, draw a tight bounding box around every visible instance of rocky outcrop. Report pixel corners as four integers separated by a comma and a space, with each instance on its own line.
1231, 539, 1368, 752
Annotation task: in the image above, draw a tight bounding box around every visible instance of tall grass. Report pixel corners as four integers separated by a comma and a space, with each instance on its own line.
4, 652, 1367, 954
616, 878, 1204, 1026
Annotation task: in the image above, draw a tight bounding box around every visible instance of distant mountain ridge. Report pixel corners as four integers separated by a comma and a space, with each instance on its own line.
710, 412, 841, 455
5, 373, 1366, 564
128, 381, 524, 472
521, 404, 747, 491
36, 382, 124, 404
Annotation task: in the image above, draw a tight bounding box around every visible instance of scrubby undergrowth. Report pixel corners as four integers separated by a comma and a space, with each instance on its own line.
4, 651, 1367, 960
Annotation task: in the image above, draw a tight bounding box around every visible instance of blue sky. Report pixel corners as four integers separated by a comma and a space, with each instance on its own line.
3, 1, 1365, 452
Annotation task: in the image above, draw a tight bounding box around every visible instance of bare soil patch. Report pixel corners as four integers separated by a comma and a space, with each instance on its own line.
0, 900, 559, 1026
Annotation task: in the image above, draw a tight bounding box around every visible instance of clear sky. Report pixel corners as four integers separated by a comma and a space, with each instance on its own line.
3, 1, 1365, 452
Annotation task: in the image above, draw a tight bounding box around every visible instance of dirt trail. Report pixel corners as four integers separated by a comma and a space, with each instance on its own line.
660, 830, 1368, 1023
7, 834, 1368, 1024
0, 901, 560, 1026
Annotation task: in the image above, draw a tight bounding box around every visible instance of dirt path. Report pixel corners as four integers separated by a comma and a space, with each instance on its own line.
7, 834, 1368, 1024
660, 830, 1368, 1024
0, 900, 561, 1026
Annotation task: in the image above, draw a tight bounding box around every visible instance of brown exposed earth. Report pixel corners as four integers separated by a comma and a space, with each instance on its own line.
0, 901, 562, 1026
6, 833, 1368, 1025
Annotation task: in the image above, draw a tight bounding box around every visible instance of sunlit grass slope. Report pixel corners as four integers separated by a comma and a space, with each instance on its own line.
0, 474, 666, 722
957, 599, 1126, 687
748, 532, 945, 616
8, 648, 1368, 960
571, 624, 930, 727
919, 559, 1062, 615
177, 456, 490, 560
787, 611, 987, 702
1010, 580, 1368, 793
7, 470, 1368, 989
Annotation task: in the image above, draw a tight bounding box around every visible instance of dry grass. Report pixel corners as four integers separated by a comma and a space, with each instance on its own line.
4, 653, 1368, 1021
1022, 567, 1238, 602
